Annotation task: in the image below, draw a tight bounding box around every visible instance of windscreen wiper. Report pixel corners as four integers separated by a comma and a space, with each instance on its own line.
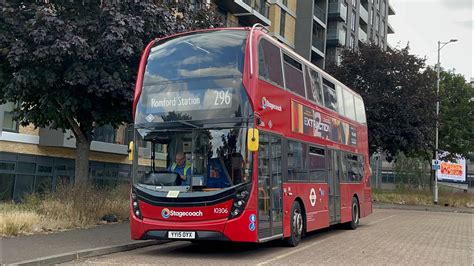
177, 120, 199, 128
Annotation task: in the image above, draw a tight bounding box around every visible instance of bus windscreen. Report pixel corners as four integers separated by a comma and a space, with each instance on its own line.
135, 30, 249, 126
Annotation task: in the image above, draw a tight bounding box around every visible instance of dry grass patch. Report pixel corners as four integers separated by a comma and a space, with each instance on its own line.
0, 207, 42, 236
0, 183, 130, 237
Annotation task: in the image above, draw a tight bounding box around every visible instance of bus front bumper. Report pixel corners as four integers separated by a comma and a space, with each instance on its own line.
130, 210, 257, 242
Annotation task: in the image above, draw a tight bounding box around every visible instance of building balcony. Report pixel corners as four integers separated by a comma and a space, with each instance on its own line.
328, 2, 347, 22
387, 21, 395, 34
358, 27, 367, 43
359, 5, 368, 25
313, 4, 326, 24
327, 28, 346, 47
220, 0, 271, 26
388, 2, 396, 15
312, 36, 325, 54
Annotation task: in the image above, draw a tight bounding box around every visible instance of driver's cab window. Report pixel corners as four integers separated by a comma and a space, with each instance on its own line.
136, 128, 250, 192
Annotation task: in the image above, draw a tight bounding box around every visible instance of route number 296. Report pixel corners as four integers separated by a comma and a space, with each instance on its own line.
214, 90, 231, 106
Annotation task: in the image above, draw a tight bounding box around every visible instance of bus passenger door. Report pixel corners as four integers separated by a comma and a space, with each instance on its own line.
257, 133, 283, 240
328, 150, 341, 224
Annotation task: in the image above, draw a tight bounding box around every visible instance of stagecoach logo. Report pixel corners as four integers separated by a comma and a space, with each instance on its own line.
261, 97, 282, 112
309, 188, 317, 207
161, 208, 203, 219
161, 208, 171, 219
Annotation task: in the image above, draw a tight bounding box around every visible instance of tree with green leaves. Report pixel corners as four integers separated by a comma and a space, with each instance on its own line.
326, 44, 437, 161
438, 71, 474, 160
0, 0, 224, 183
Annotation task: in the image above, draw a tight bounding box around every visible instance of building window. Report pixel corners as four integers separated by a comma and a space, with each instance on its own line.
375, 14, 380, 31
336, 54, 343, 66
2, 102, 19, 132
350, 35, 355, 50
381, 20, 385, 36
381, 0, 386, 15
342, 3, 348, 22
352, 0, 357, 7
351, 11, 356, 31
339, 27, 347, 46
370, 8, 374, 25
280, 10, 286, 37
94, 124, 117, 143
282, 0, 288, 7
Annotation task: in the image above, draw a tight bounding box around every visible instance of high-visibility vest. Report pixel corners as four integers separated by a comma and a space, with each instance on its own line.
171, 162, 191, 177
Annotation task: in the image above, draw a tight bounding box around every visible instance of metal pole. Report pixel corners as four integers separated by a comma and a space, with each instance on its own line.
434, 41, 440, 204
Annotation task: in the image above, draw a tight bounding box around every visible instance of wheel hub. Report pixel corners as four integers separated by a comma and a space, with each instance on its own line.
293, 210, 303, 236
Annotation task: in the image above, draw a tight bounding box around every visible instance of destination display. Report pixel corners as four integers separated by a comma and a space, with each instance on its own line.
291, 101, 357, 146
145, 87, 235, 114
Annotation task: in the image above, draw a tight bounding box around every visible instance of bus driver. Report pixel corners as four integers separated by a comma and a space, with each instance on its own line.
169, 152, 191, 186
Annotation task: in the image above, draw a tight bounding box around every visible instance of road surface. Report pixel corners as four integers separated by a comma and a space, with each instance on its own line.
73, 208, 473, 265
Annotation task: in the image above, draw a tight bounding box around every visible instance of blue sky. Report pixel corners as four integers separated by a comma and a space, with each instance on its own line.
387, 0, 473, 81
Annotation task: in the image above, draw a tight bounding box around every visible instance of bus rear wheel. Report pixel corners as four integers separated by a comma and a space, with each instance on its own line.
286, 201, 303, 247
345, 197, 359, 230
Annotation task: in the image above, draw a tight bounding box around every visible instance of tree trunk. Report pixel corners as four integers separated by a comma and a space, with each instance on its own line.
75, 136, 92, 184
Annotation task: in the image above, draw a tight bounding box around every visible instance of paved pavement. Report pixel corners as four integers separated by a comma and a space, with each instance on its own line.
0, 223, 159, 265
75, 208, 473, 265
1, 205, 472, 265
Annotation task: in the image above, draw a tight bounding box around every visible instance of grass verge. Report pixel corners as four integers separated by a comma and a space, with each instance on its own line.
0, 183, 130, 237
373, 187, 474, 208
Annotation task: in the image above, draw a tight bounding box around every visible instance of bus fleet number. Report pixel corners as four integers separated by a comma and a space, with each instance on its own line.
214, 208, 228, 214
214, 90, 231, 106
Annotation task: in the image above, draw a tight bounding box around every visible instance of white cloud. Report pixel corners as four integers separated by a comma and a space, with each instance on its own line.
388, 0, 473, 79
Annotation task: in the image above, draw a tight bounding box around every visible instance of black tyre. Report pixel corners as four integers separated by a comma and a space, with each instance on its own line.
345, 197, 359, 230
286, 201, 304, 247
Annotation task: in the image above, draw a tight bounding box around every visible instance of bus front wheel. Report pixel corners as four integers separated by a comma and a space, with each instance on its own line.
286, 201, 303, 247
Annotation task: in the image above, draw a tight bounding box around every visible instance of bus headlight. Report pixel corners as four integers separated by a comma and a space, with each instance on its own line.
131, 190, 142, 220
229, 185, 251, 219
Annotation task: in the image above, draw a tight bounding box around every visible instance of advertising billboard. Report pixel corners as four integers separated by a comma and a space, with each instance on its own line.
290, 101, 357, 147
436, 154, 466, 183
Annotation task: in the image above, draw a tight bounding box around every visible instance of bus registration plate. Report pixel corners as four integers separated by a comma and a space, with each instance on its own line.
168, 231, 195, 239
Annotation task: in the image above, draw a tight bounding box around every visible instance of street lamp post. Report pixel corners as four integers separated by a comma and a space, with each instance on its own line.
434, 39, 457, 204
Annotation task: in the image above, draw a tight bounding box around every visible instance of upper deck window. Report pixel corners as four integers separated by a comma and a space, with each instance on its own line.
354, 96, 367, 124
144, 30, 247, 84
322, 78, 337, 111
258, 38, 284, 88
305, 67, 323, 105
343, 88, 356, 120
283, 54, 305, 98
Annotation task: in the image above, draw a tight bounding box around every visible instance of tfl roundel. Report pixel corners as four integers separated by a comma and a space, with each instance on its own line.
309, 188, 317, 207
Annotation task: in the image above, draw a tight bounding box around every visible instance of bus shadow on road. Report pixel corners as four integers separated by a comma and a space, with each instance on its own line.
138, 225, 350, 260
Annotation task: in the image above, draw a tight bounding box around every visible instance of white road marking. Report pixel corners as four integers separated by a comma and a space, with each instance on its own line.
367, 215, 396, 225
256, 214, 397, 266
256, 238, 329, 266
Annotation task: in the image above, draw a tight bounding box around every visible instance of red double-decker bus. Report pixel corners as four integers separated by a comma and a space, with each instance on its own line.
129, 25, 372, 246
